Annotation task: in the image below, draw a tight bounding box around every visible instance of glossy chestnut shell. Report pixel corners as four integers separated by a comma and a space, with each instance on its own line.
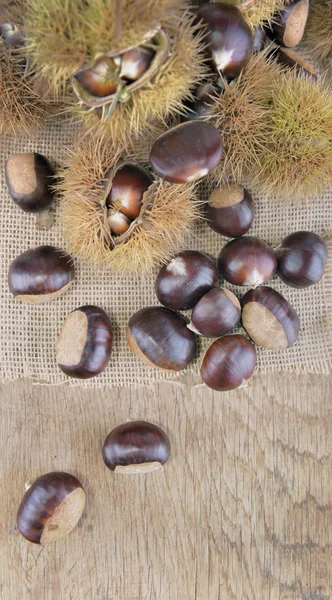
189, 287, 241, 337
5, 153, 55, 213
267, 0, 309, 48
201, 334, 256, 391
218, 236, 277, 287
195, 2, 253, 78
155, 250, 219, 310
127, 307, 197, 371
17, 472, 85, 545
241, 286, 300, 350
103, 420, 171, 474
277, 231, 328, 288
56, 306, 113, 379
8, 246, 75, 303
106, 164, 153, 220
149, 121, 223, 183
206, 184, 254, 238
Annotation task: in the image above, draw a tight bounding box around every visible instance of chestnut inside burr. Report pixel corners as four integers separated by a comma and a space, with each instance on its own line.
105, 163, 152, 237
267, 0, 309, 47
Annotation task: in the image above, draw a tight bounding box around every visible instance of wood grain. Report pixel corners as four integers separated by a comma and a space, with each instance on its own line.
1, 374, 331, 600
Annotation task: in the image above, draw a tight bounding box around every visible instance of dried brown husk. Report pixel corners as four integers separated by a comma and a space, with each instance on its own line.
58, 138, 201, 274
210, 51, 332, 200
303, 0, 332, 67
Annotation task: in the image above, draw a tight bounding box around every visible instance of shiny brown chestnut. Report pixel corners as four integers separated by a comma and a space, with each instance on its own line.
8, 246, 75, 303
201, 334, 256, 391
267, 0, 309, 47
218, 236, 277, 287
5, 153, 55, 213
120, 47, 155, 81
206, 184, 255, 238
182, 82, 218, 122
106, 164, 152, 220
149, 121, 223, 183
56, 305, 113, 379
107, 210, 131, 236
277, 231, 328, 288
188, 287, 241, 337
74, 56, 119, 97
103, 420, 171, 474
241, 286, 300, 350
17, 472, 85, 545
195, 2, 253, 78
155, 250, 219, 310
127, 307, 196, 371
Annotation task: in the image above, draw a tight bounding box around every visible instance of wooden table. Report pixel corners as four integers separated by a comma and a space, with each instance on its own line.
1, 373, 331, 599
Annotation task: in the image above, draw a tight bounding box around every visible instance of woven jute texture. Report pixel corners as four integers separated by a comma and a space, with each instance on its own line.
0, 116, 331, 388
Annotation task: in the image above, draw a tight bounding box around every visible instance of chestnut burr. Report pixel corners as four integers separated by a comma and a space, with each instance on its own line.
206, 184, 255, 238
241, 286, 300, 350
201, 334, 256, 391
56, 306, 113, 379
8, 246, 75, 303
149, 121, 223, 183
155, 250, 219, 310
17, 472, 85, 544
267, 0, 309, 47
127, 307, 197, 371
103, 421, 170, 474
218, 236, 277, 287
277, 231, 328, 288
195, 2, 253, 78
5, 153, 55, 213
189, 287, 241, 337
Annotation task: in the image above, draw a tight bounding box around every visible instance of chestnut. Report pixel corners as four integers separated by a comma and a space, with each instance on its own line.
107, 210, 131, 236
277, 231, 328, 288
218, 236, 277, 287
253, 28, 267, 54
8, 246, 75, 303
206, 184, 255, 238
17, 472, 85, 544
149, 121, 223, 183
106, 164, 152, 221
267, 0, 309, 47
241, 286, 300, 350
201, 334, 256, 391
74, 57, 119, 97
120, 47, 155, 81
182, 82, 218, 122
56, 305, 113, 379
195, 2, 253, 78
127, 307, 196, 371
155, 250, 219, 310
188, 287, 241, 337
5, 153, 55, 213
103, 420, 170, 474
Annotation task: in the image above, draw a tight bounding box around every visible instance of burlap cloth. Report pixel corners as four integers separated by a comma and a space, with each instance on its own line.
0, 116, 331, 388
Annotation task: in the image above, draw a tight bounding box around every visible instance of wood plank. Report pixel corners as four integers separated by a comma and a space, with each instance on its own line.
0, 374, 331, 599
